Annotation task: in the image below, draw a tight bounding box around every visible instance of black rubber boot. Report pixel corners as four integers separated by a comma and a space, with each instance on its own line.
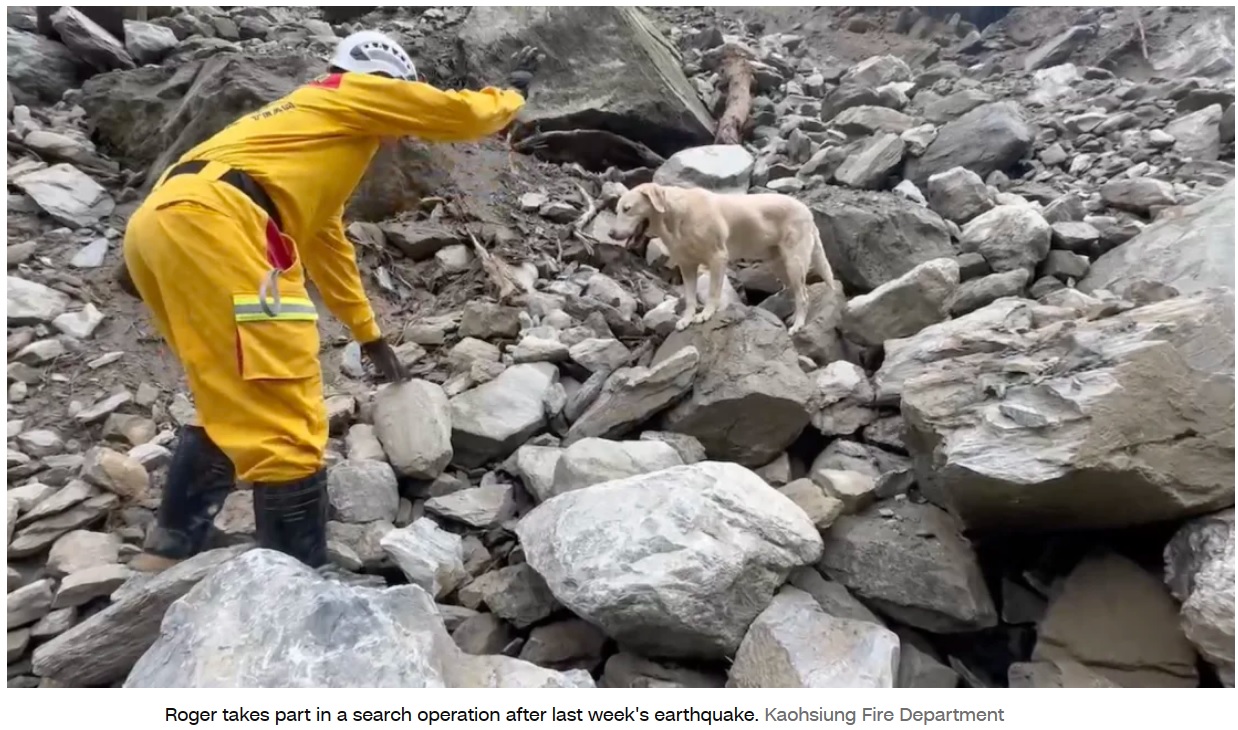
253, 470, 329, 569
132, 425, 235, 572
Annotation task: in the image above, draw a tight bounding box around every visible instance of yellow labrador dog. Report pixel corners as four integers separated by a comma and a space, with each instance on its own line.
610, 182, 836, 335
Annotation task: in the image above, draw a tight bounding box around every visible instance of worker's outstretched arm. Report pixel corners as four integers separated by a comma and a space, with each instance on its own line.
301, 211, 382, 345
308, 72, 526, 142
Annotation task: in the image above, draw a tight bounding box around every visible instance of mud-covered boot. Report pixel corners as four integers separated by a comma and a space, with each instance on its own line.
130, 426, 235, 573
252, 469, 330, 569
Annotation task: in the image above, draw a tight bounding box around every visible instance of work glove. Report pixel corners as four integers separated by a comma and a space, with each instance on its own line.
506, 45, 544, 96
360, 337, 410, 384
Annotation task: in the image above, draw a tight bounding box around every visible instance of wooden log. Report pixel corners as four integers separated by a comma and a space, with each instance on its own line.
714, 44, 756, 146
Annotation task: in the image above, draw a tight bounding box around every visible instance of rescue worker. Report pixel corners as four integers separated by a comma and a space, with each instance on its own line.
121, 30, 536, 574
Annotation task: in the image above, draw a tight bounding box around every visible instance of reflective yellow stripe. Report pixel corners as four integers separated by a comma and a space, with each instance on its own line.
232, 294, 318, 323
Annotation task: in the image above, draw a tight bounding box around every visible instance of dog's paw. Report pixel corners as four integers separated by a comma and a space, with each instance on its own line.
691, 311, 713, 325
787, 323, 804, 337
674, 316, 694, 331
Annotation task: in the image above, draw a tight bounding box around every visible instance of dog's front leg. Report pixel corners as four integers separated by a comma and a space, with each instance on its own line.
691, 255, 726, 325
674, 262, 699, 331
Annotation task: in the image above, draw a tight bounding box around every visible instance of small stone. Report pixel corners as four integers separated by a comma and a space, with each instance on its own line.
778, 479, 845, 532
81, 446, 149, 500
812, 469, 878, 514
8, 578, 54, 629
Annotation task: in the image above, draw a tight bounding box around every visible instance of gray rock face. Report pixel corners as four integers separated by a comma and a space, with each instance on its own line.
840, 55, 911, 89
327, 460, 399, 524
817, 501, 997, 633
834, 133, 905, 190
905, 101, 1034, 187
51, 6, 135, 72
1163, 509, 1235, 687
550, 438, 683, 498
464, 564, 560, 630
33, 546, 251, 687
923, 89, 992, 124
600, 652, 725, 688
831, 105, 918, 136
805, 185, 955, 292
899, 290, 1234, 531
1166, 103, 1223, 162
9, 578, 54, 629
11, 163, 115, 228
7, 28, 81, 105
1024, 25, 1096, 71
373, 380, 452, 479
727, 587, 900, 688
381, 518, 468, 600
124, 19, 178, 64
1100, 177, 1178, 214
516, 461, 824, 659
425, 484, 517, 530
654, 309, 813, 467
925, 166, 994, 223
810, 362, 878, 437
653, 145, 755, 194
567, 346, 699, 442
948, 269, 1030, 316
839, 258, 960, 346
1081, 180, 1235, 297
123, 550, 593, 688
457, 6, 712, 159
451, 363, 559, 468
959, 205, 1051, 273
1033, 552, 1198, 688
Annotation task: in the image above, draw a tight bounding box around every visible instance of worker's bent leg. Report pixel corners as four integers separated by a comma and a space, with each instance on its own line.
123, 198, 329, 567
133, 425, 236, 570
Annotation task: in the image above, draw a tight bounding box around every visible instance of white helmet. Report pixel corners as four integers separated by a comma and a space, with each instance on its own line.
330, 30, 417, 81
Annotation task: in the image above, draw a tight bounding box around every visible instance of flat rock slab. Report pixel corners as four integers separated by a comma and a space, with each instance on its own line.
817, 501, 997, 634
451, 363, 559, 468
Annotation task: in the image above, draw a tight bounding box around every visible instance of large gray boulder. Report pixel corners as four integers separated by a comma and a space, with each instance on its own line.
898, 290, 1235, 531
904, 101, 1034, 187
516, 462, 823, 660
653, 308, 814, 467
817, 501, 997, 634
727, 587, 900, 688
1080, 180, 1235, 297
457, 7, 713, 160
7, 28, 82, 105
803, 185, 955, 293
124, 550, 594, 688
450, 363, 559, 468
1164, 509, 1235, 687
49, 6, 135, 72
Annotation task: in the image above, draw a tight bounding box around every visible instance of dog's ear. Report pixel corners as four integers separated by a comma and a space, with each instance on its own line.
643, 184, 667, 215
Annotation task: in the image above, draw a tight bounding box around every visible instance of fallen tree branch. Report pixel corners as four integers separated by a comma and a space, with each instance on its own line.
1133, 10, 1149, 61
714, 44, 756, 146
468, 230, 523, 303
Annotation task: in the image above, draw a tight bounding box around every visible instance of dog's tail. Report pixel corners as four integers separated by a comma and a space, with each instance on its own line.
810, 225, 833, 283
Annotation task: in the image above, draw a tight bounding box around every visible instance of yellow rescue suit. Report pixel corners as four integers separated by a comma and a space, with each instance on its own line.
124, 72, 524, 484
